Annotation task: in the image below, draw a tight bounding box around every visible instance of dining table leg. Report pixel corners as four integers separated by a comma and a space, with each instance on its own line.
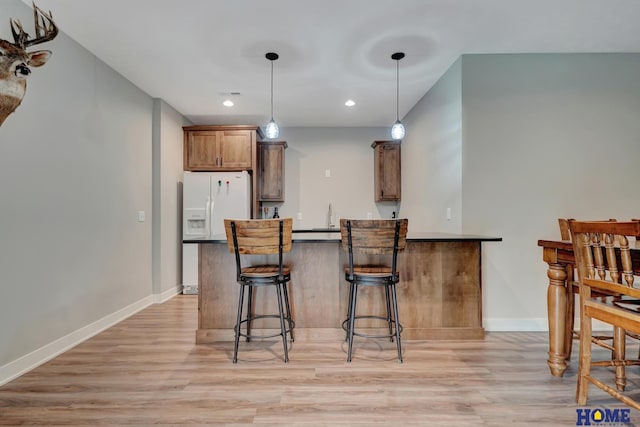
546, 262, 569, 377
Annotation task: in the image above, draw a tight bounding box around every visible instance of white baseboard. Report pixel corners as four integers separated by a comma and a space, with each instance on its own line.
484, 317, 548, 331
182, 285, 198, 295
153, 286, 181, 304
484, 317, 612, 332
0, 295, 157, 386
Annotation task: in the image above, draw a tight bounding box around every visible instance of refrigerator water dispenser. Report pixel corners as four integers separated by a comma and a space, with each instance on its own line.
184, 208, 206, 238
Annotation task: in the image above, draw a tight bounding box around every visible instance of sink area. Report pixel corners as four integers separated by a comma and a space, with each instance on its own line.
294, 228, 340, 233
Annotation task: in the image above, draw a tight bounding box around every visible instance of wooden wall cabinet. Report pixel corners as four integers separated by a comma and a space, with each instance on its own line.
372, 140, 401, 202
183, 125, 261, 171
258, 141, 287, 202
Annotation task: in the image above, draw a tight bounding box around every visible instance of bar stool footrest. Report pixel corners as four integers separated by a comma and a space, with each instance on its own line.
235, 314, 295, 340
341, 315, 403, 339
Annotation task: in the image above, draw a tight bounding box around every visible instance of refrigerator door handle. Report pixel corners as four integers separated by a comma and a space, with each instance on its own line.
209, 196, 216, 239
204, 197, 211, 239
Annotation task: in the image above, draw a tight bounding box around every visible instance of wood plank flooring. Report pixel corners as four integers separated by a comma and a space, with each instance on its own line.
1, 295, 639, 426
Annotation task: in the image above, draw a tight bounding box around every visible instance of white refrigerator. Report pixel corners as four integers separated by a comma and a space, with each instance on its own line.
182, 171, 251, 294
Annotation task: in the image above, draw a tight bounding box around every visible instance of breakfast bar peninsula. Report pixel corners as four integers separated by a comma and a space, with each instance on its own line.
189, 230, 501, 343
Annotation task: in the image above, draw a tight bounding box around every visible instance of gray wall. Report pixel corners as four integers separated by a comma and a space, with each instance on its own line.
272, 59, 463, 236
152, 100, 190, 296
402, 58, 462, 233
271, 127, 393, 227
460, 53, 640, 329
388, 53, 640, 329
0, 0, 186, 383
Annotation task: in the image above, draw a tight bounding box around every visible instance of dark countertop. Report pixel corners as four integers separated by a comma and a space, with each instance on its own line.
184, 231, 502, 244
293, 228, 340, 232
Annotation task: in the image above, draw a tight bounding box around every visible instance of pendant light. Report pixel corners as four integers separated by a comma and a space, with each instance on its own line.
390, 52, 406, 140
265, 52, 280, 139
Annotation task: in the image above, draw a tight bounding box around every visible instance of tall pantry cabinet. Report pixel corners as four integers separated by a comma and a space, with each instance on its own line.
372, 140, 401, 202
258, 141, 287, 202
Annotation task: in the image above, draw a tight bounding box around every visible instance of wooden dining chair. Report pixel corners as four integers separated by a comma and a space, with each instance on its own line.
559, 218, 621, 362
340, 218, 408, 363
224, 218, 295, 363
558, 218, 572, 241
570, 220, 640, 409
631, 219, 640, 240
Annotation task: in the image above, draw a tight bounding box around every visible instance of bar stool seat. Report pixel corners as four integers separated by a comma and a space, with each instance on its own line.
241, 265, 291, 278
346, 265, 396, 277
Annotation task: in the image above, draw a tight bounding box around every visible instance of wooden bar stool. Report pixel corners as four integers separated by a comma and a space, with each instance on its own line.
340, 218, 408, 363
224, 218, 294, 363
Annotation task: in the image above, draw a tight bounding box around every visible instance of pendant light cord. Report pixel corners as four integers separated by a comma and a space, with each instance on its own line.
396, 59, 400, 121
270, 60, 274, 121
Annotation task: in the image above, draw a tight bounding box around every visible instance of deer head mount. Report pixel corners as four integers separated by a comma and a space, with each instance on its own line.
0, 2, 57, 127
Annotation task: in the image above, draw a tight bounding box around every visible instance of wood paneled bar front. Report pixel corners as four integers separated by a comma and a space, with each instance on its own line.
191, 231, 501, 343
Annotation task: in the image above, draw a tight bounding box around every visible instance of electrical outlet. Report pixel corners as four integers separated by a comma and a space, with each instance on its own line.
296, 212, 302, 220
366, 212, 373, 219
325, 169, 331, 178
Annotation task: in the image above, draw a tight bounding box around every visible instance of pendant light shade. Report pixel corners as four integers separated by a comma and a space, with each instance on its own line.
391, 52, 405, 140
391, 119, 405, 140
265, 119, 279, 139
265, 52, 279, 139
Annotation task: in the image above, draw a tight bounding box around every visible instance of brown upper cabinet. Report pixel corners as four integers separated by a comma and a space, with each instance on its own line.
372, 140, 401, 202
183, 125, 262, 171
258, 141, 287, 202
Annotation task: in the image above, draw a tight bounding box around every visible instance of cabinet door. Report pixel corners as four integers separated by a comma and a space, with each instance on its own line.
218, 131, 253, 169
259, 142, 286, 201
373, 141, 401, 201
184, 131, 218, 170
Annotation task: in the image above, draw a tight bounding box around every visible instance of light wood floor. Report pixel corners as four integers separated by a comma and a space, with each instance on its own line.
1, 295, 639, 426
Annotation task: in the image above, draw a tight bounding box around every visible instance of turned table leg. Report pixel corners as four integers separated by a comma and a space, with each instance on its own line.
547, 262, 569, 377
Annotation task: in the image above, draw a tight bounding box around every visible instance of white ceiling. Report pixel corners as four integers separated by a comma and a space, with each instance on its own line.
19, 0, 640, 128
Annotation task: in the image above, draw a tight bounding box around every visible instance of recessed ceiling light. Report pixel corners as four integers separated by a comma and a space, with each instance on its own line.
345, 99, 356, 107
223, 100, 234, 107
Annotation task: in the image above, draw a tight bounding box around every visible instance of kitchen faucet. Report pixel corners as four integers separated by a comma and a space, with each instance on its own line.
327, 203, 335, 228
